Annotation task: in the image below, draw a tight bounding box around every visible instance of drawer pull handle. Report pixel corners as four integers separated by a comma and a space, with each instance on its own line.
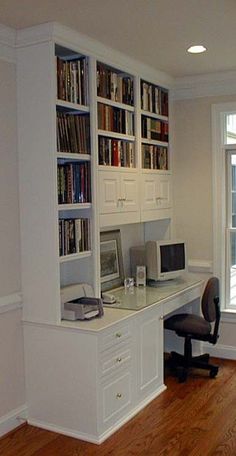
116, 332, 122, 338
116, 357, 122, 363
116, 393, 122, 399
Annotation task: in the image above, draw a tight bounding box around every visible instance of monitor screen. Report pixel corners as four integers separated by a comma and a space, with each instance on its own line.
160, 243, 185, 273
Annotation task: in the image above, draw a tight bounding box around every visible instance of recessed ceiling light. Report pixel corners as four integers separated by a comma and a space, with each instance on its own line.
187, 45, 207, 54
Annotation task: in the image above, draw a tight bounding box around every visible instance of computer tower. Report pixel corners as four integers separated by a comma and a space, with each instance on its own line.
130, 245, 146, 277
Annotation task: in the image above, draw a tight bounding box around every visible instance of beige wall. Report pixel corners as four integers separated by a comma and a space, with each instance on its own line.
0, 59, 25, 418
173, 93, 236, 349
0, 59, 21, 296
172, 94, 236, 263
173, 94, 236, 262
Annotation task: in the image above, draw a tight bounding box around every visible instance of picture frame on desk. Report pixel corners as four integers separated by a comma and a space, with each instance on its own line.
100, 229, 124, 291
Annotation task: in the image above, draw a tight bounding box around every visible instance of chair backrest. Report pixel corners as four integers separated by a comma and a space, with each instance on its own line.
201, 277, 220, 323
201, 276, 220, 344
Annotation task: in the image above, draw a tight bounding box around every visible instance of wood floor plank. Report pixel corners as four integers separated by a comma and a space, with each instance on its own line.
1, 358, 236, 456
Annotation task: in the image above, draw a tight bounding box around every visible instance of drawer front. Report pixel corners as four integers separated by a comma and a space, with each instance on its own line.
103, 372, 131, 423
100, 347, 132, 378
163, 286, 201, 316
100, 322, 131, 351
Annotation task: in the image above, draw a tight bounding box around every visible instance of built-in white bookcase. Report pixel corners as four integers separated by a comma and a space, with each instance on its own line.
17, 30, 98, 324
17, 23, 172, 325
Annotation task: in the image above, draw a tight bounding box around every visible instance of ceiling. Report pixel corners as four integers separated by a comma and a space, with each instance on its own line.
0, 0, 236, 78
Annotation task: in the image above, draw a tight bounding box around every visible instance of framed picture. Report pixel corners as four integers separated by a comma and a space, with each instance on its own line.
100, 229, 124, 291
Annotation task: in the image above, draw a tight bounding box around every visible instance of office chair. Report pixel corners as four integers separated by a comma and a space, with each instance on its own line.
164, 277, 220, 383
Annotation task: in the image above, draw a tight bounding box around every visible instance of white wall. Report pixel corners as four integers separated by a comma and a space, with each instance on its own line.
0, 58, 26, 431
173, 93, 236, 351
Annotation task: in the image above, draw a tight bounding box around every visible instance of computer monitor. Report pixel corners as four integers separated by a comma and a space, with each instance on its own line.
145, 239, 187, 281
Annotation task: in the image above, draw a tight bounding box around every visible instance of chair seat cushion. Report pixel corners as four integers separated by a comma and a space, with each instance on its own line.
164, 313, 211, 336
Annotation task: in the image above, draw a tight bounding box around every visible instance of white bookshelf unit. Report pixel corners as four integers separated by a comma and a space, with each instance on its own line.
17, 22, 173, 443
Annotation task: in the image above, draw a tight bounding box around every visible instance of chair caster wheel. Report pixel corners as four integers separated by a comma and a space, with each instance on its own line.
177, 367, 188, 383
210, 366, 218, 378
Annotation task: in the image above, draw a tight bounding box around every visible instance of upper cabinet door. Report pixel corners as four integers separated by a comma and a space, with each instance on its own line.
156, 175, 172, 209
141, 174, 158, 211
140, 173, 172, 222
120, 173, 139, 213
98, 170, 121, 214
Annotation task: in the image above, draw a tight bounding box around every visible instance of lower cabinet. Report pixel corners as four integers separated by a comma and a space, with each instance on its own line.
136, 304, 164, 401
24, 305, 164, 444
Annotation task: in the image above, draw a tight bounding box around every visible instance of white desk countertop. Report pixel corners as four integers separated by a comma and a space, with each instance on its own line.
60, 275, 204, 333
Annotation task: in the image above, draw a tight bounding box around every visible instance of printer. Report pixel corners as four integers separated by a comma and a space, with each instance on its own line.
61, 283, 104, 321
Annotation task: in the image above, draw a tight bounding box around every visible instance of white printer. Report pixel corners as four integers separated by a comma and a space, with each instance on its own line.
61, 283, 103, 321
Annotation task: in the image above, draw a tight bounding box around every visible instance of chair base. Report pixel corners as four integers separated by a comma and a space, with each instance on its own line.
167, 351, 219, 383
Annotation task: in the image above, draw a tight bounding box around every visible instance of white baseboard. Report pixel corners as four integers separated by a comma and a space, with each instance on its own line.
0, 405, 28, 437
203, 342, 236, 360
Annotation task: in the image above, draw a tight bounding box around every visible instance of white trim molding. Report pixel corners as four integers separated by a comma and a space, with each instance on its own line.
172, 70, 236, 100
0, 292, 22, 314
203, 342, 236, 360
0, 405, 27, 438
0, 24, 16, 63
188, 259, 213, 274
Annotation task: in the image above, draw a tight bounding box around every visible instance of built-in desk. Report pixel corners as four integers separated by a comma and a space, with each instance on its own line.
24, 275, 204, 444
105, 275, 203, 313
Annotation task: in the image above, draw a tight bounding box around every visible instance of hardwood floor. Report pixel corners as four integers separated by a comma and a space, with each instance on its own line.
1, 358, 236, 455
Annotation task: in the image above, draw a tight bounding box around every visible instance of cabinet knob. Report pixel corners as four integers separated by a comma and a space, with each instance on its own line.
115, 332, 122, 338
116, 393, 122, 399
116, 357, 122, 363
159, 316, 164, 320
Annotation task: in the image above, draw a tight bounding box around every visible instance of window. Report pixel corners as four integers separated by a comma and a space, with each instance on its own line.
212, 103, 236, 310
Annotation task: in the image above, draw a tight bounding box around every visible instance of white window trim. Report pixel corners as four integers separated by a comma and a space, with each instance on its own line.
212, 102, 236, 312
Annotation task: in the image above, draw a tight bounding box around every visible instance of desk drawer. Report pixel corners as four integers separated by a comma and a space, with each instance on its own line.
102, 372, 131, 423
100, 322, 131, 351
163, 286, 201, 316
100, 346, 132, 378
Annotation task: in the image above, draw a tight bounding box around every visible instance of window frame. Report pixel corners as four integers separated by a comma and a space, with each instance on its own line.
212, 102, 236, 311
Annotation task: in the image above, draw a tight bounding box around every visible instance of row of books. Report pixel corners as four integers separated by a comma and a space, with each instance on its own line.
97, 62, 134, 106
141, 116, 168, 142
57, 112, 90, 155
99, 137, 135, 167
56, 56, 89, 106
59, 218, 91, 256
141, 80, 168, 117
142, 144, 168, 170
98, 103, 134, 136
57, 162, 91, 204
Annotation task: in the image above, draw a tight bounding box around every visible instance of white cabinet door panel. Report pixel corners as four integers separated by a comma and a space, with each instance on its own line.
99, 171, 120, 214
141, 175, 157, 211
121, 173, 139, 213
136, 305, 163, 399
157, 175, 172, 209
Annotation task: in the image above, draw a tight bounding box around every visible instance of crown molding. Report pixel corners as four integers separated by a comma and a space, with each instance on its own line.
4, 20, 236, 97
0, 24, 16, 63
172, 70, 236, 100
16, 21, 173, 89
